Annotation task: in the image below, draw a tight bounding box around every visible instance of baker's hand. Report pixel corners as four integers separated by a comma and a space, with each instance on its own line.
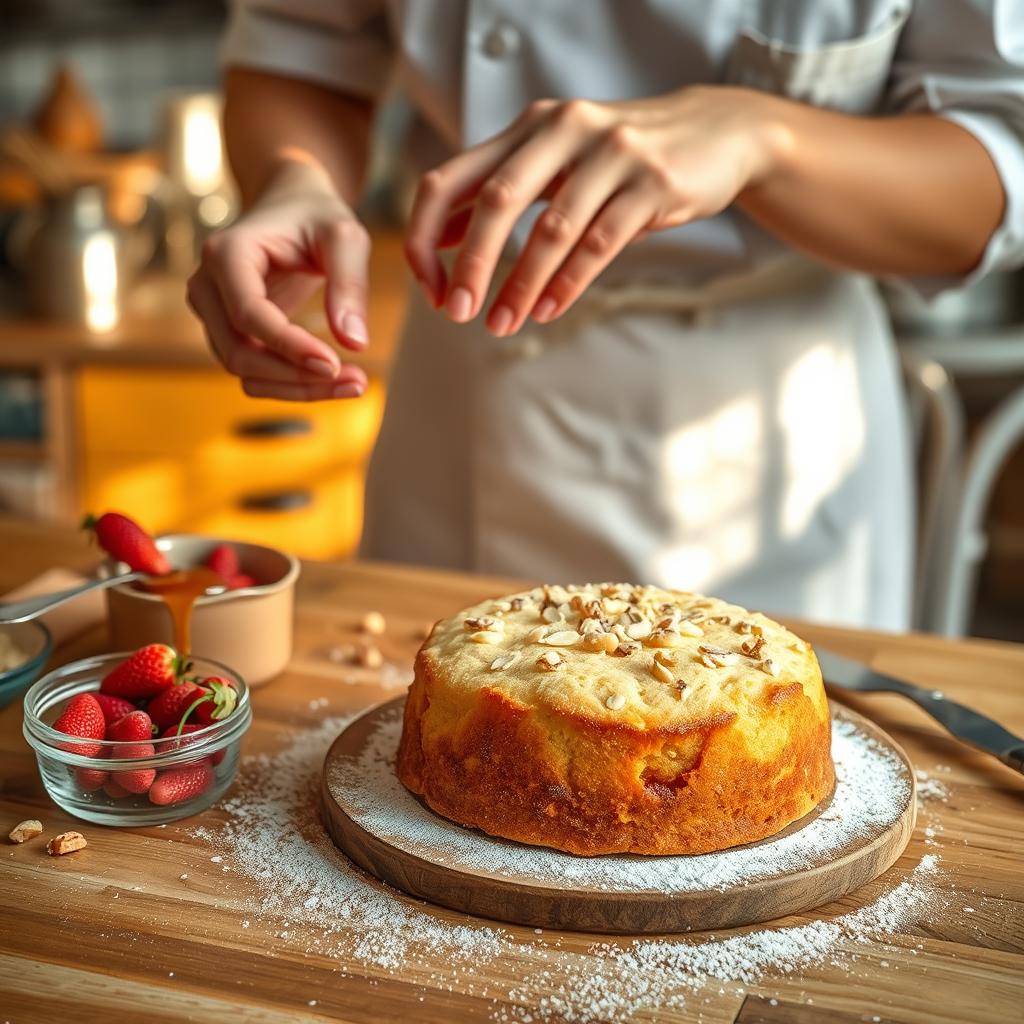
187, 161, 370, 401
405, 87, 779, 336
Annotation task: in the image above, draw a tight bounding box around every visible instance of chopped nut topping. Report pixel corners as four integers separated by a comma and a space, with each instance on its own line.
741, 636, 766, 658
602, 598, 629, 616
47, 831, 87, 856
579, 617, 605, 636
625, 620, 653, 640
526, 625, 550, 643
761, 657, 780, 677
489, 653, 518, 671
544, 630, 582, 647
582, 632, 618, 654
360, 611, 387, 635
541, 605, 566, 624
612, 642, 639, 657
736, 620, 754, 634
673, 680, 688, 701
536, 651, 562, 671
470, 630, 504, 645
651, 659, 674, 684
8, 819, 42, 844
605, 693, 626, 711
653, 650, 677, 667
676, 619, 704, 637
492, 600, 512, 613
647, 628, 683, 648
697, 644, 740, 667
510, 597, 524, 612
464, 616, 501, 632
708, 615, 732, 625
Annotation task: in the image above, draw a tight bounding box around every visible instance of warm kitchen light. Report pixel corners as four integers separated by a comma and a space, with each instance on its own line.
182, 96, 224, 195
82, 230, 119, 333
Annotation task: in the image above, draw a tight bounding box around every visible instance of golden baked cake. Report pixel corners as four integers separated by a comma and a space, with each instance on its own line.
397, 584, 834, 856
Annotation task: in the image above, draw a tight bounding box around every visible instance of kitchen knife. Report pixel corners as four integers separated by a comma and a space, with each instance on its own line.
816, 647, 1024, 775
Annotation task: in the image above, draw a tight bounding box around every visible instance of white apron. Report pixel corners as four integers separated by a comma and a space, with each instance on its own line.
362, 261, 914, 631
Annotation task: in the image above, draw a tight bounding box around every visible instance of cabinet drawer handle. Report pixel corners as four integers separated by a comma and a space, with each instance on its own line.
239, 489, 313, 512
234, 417, 313, 438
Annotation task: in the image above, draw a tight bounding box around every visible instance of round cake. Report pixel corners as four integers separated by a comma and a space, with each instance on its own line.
397, 584, 834, 856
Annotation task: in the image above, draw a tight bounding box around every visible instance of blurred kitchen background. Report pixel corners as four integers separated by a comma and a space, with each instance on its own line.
0, 1, 1021, 642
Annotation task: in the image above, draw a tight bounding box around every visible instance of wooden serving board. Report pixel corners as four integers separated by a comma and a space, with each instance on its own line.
321, 699, 916, 934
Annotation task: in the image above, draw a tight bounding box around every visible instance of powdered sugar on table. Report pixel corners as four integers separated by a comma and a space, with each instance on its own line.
328, 704, 912, 894
190, 705, 946, 1024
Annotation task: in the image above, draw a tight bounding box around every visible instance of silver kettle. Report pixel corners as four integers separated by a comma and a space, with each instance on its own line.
7, 182, 154, 330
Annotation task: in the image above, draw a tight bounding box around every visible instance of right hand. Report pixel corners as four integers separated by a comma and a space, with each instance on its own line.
186, 161, 371, 401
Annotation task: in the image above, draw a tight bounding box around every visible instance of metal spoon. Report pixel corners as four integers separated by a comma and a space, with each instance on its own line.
0, 573, 144, 625
0, 572, 227, 625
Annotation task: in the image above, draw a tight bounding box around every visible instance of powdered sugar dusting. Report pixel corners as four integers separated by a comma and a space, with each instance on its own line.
329, 707, 913, 893
190, 706, 944, 1023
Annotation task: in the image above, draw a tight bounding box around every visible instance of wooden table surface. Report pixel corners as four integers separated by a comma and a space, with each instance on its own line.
1, 518, 1022, 1024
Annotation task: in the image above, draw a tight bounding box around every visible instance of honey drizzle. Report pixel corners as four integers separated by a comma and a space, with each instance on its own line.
140, 567, 223, 654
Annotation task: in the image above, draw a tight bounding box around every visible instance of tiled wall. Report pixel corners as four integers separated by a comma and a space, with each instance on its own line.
0, 17, 225, 149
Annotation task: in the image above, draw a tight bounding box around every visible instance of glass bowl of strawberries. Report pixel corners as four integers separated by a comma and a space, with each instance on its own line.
22, 644, 252, 825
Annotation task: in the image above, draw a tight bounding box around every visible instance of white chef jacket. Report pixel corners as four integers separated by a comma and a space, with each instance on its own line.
222, 1, 1024, 629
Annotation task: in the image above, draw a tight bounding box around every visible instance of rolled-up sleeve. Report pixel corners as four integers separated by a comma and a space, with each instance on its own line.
884, 0, 1024, 295
222, 0, 395, 100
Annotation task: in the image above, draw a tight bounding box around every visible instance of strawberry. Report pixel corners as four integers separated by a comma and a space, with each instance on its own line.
228, 573, 256, 590
95, 693, 137, 727
158, 723, 225, 765
52, 693, 105, 757
110, 742, 156, 794
149, 762, 214, 806
74, 761, 109, 792
82, 511, 171, 576
103, 778, 131, 799
192, 676, 237, 726
147, 680, 207, 731
101, 644, 182, 701
205, 543, 239, 581
107, 710, 155, 742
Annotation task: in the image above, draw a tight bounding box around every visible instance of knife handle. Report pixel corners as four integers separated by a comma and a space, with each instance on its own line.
1003, 745, 1024, 774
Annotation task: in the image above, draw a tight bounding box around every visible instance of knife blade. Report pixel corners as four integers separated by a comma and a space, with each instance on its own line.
816, 648, 1024, 775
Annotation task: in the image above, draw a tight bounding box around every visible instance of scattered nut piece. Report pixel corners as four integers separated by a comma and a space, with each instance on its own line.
582, 632, 618, 654
761, 658, 780, 677
489, 654, 518, 671
46, 831, 87, 856
464, 616, 501, 633
741, 636, 766, 658
544, 630, 582, 647
470, 630, 505, 645
355, 641, 384, 669
676, 619, 704, 638
697, 644, 740, 667
653, 650, 677, 667
536, 651, 562, 672
360, 611, 387, 636
625, 620, 653, 640
541, 605, 565, 624
526, 625, 550, 643
647, 628, 683, 649
612, 642, 639, 657
8, 819, 42, 844
651, 659, 674, 684
605, 693, 626, 711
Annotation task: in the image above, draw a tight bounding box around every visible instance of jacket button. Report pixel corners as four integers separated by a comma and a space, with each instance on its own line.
481, 23, 521, 59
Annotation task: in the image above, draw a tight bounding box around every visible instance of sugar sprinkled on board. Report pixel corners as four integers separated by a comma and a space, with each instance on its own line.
191, 712, 944, 1024
330, 709, 912, 894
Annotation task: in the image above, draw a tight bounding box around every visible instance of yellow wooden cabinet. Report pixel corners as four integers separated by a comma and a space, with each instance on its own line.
76, 366, 385, 559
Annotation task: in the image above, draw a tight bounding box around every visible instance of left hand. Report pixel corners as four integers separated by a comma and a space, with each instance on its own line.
405, 86, 780, 336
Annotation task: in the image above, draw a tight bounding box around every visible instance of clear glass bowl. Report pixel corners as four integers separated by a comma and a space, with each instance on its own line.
23, 653, 252, 826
